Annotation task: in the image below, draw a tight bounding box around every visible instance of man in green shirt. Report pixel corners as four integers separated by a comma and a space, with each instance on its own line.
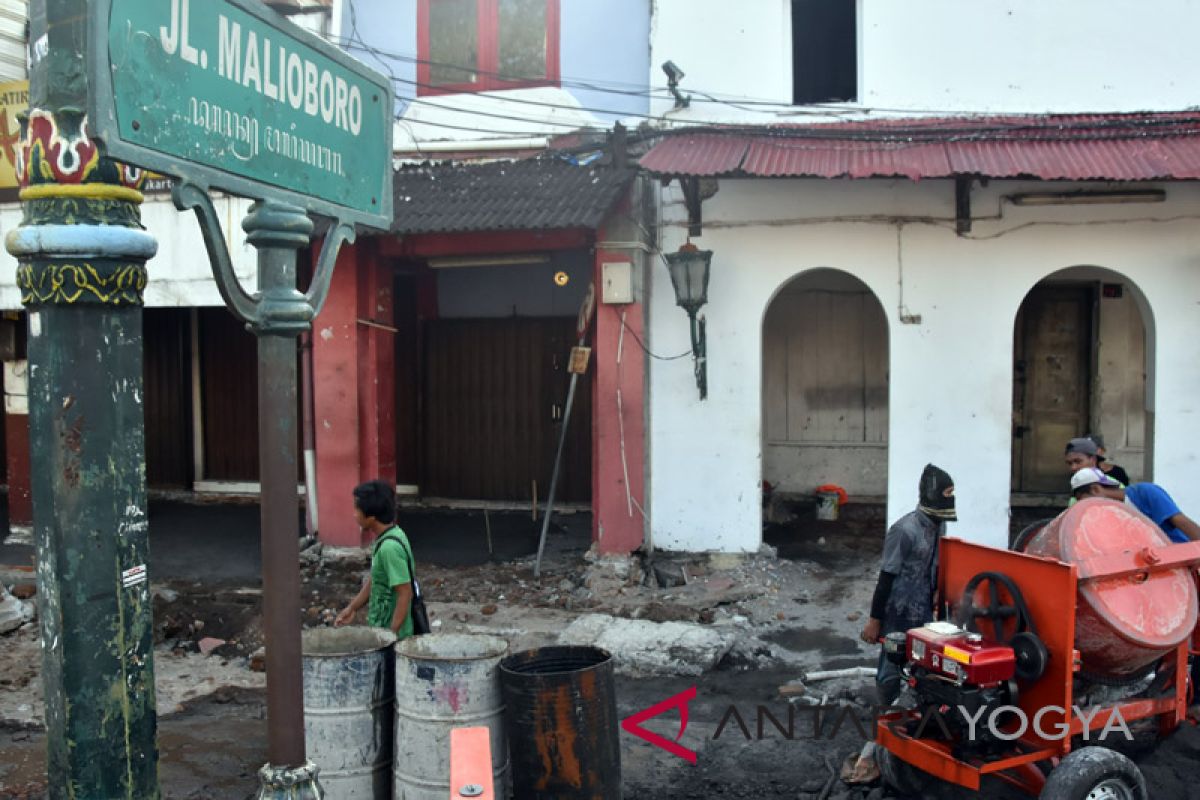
334, 480, 415, 639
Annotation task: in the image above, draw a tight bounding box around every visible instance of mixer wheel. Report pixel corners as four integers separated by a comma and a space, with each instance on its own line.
1012, 631, 1049, 681
1039, 747, 1147, 800
877, 745, 932, 796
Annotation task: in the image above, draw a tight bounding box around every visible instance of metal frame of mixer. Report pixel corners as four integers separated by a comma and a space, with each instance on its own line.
875, 536, 1199, 795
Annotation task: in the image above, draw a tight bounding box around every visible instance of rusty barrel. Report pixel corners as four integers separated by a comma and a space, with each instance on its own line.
393, 633, 510, 800
1025, 497, 1198, 678
499, 646, 621, 800
302, 626, 398, 799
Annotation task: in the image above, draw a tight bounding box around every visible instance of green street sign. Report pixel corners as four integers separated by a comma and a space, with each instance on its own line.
88, 0, 393, 229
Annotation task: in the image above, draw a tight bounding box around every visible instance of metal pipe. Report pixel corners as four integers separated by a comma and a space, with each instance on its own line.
251, 217, 309, 770
259, 331, 306, 766
300, 330, 318, 536
534, 341, 583, 578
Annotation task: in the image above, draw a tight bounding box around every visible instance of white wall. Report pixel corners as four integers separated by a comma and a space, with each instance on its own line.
650, 0, 792, 118
648, 177, 1200, 552
0, 194, 258, 310
651, 0, 1200, 119
861, 0, 1200, 113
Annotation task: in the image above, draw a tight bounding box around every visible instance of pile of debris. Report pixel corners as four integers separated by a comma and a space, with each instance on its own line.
0, 582, 35, 635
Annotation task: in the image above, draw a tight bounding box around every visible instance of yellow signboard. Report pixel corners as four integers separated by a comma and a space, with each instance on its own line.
0, 80, 27, 189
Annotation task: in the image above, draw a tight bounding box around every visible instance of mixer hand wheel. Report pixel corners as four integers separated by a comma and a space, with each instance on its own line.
956, 571, 1037, 645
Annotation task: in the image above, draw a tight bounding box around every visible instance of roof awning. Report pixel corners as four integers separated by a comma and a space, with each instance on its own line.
392, 157, 635, 235
638, 113, 1200, 181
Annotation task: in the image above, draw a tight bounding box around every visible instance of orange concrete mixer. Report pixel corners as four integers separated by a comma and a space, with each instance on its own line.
1023, 497, 1198, 679
873, 497, 1200, 799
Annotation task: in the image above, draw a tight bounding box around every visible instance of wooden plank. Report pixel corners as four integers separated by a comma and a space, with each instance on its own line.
762, 301, 788, 442
143, 309, 192, 487
772, 288, 887, 445
199, 308, 259, 482
1018, 286, 1092, 492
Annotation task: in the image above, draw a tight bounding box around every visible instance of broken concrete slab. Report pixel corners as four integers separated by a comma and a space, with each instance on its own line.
198, 637, 226, 656
0, 584, 34, 634
558, 613, 736, 677
582, 551, 645, 587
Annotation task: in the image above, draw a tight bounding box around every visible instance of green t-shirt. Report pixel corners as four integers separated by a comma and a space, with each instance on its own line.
367, 526, 414, 640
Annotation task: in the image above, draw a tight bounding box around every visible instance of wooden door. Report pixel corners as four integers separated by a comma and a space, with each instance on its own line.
143, 309, 192, 487
421, 317, 591, 502
199, 308, 259, 481
1013, 287, 1093, 492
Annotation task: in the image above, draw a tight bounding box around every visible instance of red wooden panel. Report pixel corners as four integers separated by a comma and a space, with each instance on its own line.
421, 317, 590, 501
143, 309, 192, 488
199, 308, 259, 482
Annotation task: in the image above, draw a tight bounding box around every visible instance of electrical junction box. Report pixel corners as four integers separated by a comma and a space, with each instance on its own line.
601, 260, 634, 304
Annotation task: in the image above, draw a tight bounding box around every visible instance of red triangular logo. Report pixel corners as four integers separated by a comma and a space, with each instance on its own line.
620, 686, 698, 764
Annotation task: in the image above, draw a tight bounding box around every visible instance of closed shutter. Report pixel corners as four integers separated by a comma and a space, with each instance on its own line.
0, 1, 25, 83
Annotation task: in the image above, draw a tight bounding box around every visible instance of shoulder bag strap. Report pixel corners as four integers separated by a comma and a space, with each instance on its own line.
373, 528, 421, 596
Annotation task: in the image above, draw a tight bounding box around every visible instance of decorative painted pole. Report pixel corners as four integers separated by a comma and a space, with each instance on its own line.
4, 2, 160, 797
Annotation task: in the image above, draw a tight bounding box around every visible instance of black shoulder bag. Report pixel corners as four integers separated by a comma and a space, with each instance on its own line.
375, 530, 431, 635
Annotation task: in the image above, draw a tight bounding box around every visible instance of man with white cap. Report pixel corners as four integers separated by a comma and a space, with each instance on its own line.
1070, 468, 1200, 543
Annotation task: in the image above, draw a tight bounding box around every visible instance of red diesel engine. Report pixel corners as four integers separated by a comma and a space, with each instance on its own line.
905, 622, 1017, 686
883, 621, 1033, 755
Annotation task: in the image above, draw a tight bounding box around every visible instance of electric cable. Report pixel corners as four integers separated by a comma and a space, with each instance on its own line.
618, 315, 691, 361
342, 15, 1200, 145
339, 3, 1200, 128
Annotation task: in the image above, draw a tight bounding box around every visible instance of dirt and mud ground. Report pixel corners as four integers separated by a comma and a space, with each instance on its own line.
2, 501, 1199, 798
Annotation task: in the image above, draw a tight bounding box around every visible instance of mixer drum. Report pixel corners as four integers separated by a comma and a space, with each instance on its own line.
1024, 497, 1198, 678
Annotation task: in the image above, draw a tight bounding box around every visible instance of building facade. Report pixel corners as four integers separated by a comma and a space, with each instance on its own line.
642, 0, 1200, 550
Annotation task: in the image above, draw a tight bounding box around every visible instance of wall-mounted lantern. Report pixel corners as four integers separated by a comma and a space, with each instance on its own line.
664, 242, 711, 400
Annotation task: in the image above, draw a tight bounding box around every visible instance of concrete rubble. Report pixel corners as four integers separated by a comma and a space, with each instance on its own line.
558, 613, 738, 677
0, 583, 34, 635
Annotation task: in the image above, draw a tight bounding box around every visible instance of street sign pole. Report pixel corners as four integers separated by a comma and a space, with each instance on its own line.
6, 2, 161, 797
243, 198, 324, 795
172, 182, 355, 799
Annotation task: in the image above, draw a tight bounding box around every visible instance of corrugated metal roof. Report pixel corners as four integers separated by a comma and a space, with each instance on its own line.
638, 113, 1200, 181
391, 157, 635, 235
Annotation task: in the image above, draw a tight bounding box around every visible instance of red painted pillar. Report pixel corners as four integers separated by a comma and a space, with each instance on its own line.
312, 241, 397, 547
3, 360, 31, 526
357, 247, 396, 482
592, 223, 646, 554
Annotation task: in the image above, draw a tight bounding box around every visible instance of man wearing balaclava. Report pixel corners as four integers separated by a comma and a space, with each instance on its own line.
859, 464, 956, 706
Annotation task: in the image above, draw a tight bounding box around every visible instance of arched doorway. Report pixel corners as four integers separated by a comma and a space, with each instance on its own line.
1011, 267, 1153, 494
762, 269, 889, 502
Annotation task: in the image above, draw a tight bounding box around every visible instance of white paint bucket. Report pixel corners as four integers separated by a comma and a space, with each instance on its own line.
816, 492, 840, 521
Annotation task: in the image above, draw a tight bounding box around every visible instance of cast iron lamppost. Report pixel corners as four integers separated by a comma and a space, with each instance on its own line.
664, 242, 711, 400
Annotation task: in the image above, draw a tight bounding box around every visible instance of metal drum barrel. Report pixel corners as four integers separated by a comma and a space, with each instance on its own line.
302, 626, 398, 799
394, 633, 509, 800
499, 646, 621, 800
1025, 497, 1198, 677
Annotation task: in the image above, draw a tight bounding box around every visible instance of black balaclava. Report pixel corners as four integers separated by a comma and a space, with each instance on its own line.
918, 463, 956, 521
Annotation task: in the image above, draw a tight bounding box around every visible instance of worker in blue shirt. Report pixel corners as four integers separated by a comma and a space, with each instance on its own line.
1070, 468, 1200, 543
